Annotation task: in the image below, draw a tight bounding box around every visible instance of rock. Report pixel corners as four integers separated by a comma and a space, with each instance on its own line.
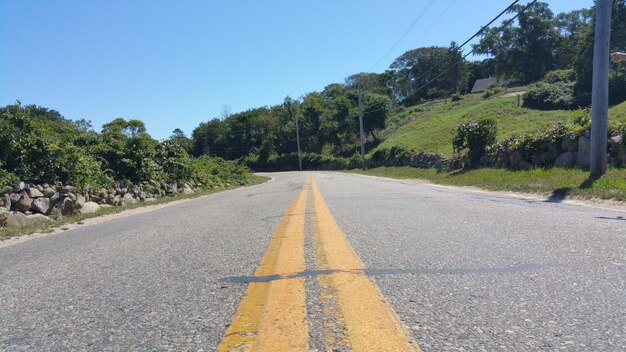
2, 193, 10, 210
76, 194, 86, 209
48, 206, 62, 220
79, 202, 100, 214
90, 195, 102, 203
61, 197, 78, 216
36, 184, 44, 192
576, 136, 591, 169
3, 186, 13, 194
49, 192, 62, 207
166, 183, 178, 194
144, 198, 158, 202
42, 187, 56, 197
66, 192, 77, 202
609, 135, 623, 150
0, 210, 22, 227
27, 187, 44, 198
181, 185, 194, 195
538, 150, 555, 166
15, 192, 32, 213
554, 151, 577, 168
100, 204, 113, 209
60, 185, 75, 194
120, 193, 138, 206
9, 192, 20, 205
30, 197, 50, 214
13, 182, 27, 192
24, 213, 52, 226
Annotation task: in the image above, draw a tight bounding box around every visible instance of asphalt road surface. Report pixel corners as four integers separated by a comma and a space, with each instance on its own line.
1, 172, 624, 351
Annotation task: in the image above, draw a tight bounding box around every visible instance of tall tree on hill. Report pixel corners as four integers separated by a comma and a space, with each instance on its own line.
389, 45, 468, 106
474, 1, 560, 83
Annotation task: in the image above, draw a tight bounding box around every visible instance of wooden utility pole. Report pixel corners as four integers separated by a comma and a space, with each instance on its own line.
295, 111, 302, 172
590, 0, 612, 177
358, 82, 366, 170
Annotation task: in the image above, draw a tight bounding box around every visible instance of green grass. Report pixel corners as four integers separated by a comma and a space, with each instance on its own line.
345, 167, 626, 201
379, 92, 626, 157
0, 175, 270, 241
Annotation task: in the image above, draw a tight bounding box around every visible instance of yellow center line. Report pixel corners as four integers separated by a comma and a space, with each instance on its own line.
218, 176, 310, 352
310, 176, 422, 352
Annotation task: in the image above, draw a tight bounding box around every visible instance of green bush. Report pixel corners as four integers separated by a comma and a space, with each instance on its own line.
451, 94, 462, 102
523, 82, 575, 110
453, 117, 497, 167
542, 69, 575, 84
482, 83, 504, 99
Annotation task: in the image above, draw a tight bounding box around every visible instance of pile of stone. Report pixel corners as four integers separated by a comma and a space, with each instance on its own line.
0, 180, 199, 228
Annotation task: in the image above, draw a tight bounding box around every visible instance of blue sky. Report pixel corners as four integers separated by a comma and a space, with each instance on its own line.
1, 0, 592, 139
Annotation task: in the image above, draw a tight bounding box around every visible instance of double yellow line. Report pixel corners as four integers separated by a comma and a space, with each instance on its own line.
218, 175, 421, 351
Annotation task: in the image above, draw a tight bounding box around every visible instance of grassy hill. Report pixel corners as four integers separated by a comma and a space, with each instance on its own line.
378, 90, 626, 157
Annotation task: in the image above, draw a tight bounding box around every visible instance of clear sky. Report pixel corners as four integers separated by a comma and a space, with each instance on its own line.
1, 0, 592, 139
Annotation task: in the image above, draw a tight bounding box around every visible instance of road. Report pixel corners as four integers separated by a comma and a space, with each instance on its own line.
1, 171, 625, 351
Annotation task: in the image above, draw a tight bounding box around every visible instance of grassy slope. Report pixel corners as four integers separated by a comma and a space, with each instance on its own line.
379, 91, 626, 156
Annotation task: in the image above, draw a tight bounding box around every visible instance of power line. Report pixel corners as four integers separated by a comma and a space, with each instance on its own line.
369, 0, 437, 71
410, 0, 459, 48
409, 0, 521, 89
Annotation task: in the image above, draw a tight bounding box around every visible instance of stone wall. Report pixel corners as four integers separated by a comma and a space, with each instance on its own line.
0, 180, 200, 228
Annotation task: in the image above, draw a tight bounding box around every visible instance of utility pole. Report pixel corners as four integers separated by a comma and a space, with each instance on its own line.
294, 107, 302, 172
590, 0, 612, 177
358, 81, 366, 170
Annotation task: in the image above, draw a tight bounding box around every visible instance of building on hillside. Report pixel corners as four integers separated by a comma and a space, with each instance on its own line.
470, 77, 497, 94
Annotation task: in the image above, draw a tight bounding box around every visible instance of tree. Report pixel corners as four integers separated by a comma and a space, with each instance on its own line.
473, 2, 560, 83
169, 128, 193, 153
389, 45, 468, 106
192, 118, 229, 157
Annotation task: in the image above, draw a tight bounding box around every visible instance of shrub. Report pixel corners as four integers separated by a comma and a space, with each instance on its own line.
482, 83, 504, 99
453, 117, 497, 167
451, 94, 462, 102
543, 69, 575, 84
523, 82, 575, 110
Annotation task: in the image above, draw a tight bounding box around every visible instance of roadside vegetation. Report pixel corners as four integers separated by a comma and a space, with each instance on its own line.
346, 167, 626, 202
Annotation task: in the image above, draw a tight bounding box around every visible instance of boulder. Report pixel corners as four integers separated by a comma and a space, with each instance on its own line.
609, 135, 623, 150
181, 185, 194, 195
537, 150, 555, 166
576, 136, 591, 169
120, 193, 138, 206
60, 185, 75, 194
75, 194, 86, 209
79, 201, 100, 214
66, 192, 77, 202
24, 214, 52, 226
144, 198, 158, 202
50, 192, 62, 207
13, 182, 27, 192
554, 151, 577, 168
9, 192, 20, 205
90, 195, 102, 203
100, 204, 113, 209
61, 197, 78, 216
48, 206, 62, 220
3, 186, 13, 194
27, 187, 44, 198
2, 193, 10, 210
31, 197, 50, 214
0, 210, 22, 227
15, 192, 32, 213
42, 187, 56, 197
166, 183, 178, 194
